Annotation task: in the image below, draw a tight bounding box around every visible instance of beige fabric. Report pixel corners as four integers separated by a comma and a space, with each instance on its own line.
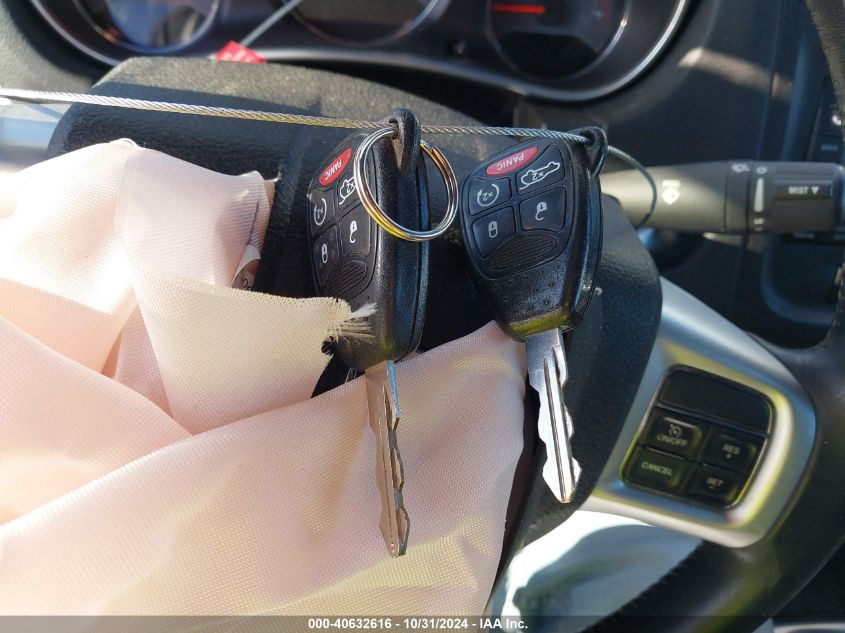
0, 141, 526, 615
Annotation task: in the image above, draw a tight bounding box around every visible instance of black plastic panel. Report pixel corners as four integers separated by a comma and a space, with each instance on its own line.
623, 368, 771, 508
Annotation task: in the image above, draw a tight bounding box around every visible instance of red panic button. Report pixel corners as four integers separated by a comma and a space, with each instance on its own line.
320, 148, 353, 186
485, 146, 539, 176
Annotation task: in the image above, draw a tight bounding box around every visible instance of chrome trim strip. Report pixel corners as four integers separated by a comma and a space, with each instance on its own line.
0, 102, 65, 170
583, 279, 816, 548
29, 0, 120, 66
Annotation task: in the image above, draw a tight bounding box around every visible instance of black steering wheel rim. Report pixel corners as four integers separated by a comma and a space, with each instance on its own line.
590, 1, 845, 629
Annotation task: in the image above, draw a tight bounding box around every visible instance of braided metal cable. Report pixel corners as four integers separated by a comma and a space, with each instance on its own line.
0, 87, 656, 219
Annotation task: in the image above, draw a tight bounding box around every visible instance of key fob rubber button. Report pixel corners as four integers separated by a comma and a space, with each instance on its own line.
319, 147, 353, 187
488, 234, 558, 272
485, 145, 540, 176
519, 187, 566, 231
310, 189, 337, 235
336, 174, 359, 211
686, 465, 744, 507
516, 146, 565, 193
472, 207, 516, 257
326, 260, 369, 299
642, 410, 706, 459
340, 207, 372, 256
625, 447, 688, 493
313, 226, 340, 288
468, 177, 511, 215
702, 432, 762, 473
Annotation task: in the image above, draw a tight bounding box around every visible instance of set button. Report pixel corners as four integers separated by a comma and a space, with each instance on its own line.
623, 368, 772, 509
687, 466, 743, 506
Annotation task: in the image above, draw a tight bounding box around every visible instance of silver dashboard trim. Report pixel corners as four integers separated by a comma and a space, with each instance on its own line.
28, 0, 121, 66
583, 278, 816, 548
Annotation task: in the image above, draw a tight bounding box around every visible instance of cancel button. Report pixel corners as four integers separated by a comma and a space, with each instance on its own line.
643, 412, 705, 458
625, 448, 689, 493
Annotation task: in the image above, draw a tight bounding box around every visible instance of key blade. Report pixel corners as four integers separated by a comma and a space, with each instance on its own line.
365, 360, 410, 557
525, 329, 581, 503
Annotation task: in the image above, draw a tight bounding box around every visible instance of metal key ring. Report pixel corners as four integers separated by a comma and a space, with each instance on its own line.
353, 126, 459, 242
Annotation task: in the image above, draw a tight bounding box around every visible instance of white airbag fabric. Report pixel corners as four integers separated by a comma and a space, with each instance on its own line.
0, 141, 525, 615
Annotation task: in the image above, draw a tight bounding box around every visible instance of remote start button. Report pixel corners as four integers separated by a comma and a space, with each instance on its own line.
468, 177, 511, 214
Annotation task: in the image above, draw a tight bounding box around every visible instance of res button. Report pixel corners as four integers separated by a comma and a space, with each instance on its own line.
642, 411, 706, 458
625, 448, 689, 493
703, 432, 762, 473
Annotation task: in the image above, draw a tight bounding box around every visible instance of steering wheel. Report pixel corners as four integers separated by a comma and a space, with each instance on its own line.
43, 1, 845, 629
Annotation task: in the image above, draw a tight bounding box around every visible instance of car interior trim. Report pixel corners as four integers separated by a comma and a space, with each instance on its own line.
584, 278, 816, 548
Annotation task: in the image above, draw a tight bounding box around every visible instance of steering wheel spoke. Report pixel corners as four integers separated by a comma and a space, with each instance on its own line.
585, 279, 815, 547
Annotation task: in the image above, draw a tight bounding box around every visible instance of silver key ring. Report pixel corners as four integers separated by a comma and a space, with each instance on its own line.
353, 127, 459, 242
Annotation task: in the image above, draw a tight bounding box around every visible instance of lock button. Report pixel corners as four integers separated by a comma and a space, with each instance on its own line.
519, 188, 566, 231
472, 207, 517, 257
313, 225, 340, 287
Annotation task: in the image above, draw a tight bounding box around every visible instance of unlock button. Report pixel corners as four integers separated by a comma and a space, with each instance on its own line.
472, 207, 516, 257
519, 187, 566, 232
340, 207, 372, 256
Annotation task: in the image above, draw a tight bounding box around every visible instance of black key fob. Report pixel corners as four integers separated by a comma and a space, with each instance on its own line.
306, 111, 430, 370
458, 133, 604, 340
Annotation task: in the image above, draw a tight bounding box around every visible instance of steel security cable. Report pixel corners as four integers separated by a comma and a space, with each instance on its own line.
0, 87, 657, 221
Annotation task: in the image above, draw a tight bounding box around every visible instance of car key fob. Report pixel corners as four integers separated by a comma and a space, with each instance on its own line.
306, 111, 430, 370
306, 112, 431, 556
458, 133, 604, 340
458, 130, 605, 503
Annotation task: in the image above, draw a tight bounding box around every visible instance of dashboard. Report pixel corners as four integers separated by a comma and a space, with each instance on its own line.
7, 0, 843, 353
28, 0, 688, 102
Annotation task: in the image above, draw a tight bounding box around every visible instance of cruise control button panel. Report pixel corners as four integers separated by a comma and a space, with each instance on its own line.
623, 367, 771, 508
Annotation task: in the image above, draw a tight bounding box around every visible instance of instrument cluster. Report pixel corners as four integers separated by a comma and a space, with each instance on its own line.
30, 0, 688, 102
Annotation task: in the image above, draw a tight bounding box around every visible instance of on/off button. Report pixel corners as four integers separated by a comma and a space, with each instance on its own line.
643, 412, 705, 458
